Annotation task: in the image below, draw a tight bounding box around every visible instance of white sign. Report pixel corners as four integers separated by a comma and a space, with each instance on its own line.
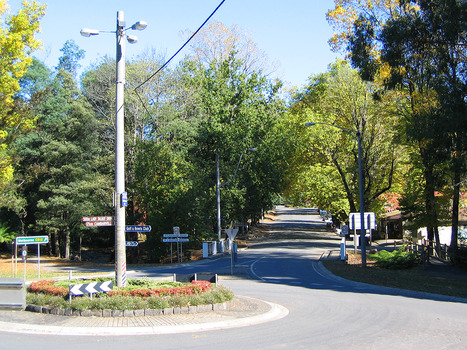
16, 236, 49, 245
349, 212, 376, 230
173, 227, 180, 235
225, 228, 239, 240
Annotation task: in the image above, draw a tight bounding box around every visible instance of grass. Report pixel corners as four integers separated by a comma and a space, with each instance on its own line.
0, 254, 112, 281
323, 255, 467, 299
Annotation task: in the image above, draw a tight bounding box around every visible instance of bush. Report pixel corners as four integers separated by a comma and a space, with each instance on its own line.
369, 248, 419, 269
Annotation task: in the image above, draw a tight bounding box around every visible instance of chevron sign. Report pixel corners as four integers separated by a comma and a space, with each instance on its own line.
69, 280, 113, 296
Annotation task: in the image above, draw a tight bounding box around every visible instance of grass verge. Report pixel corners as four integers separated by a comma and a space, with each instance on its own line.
322, 259, 467, 299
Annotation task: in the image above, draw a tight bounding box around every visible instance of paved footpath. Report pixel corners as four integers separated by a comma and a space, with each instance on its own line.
0, 295, 288, 336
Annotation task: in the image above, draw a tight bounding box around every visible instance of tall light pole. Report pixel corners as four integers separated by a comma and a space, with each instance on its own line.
216, 148, 255, 243
305, 122, 367, 266
81, 12, 147, 287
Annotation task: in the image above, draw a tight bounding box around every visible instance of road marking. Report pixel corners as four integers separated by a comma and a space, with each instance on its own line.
250, 257, 266, 281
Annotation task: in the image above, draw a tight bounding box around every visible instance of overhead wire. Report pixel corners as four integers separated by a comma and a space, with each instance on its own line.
134, 0, 226, 92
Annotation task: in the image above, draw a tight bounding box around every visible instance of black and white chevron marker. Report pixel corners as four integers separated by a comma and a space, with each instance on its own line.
69, 280, 113, 296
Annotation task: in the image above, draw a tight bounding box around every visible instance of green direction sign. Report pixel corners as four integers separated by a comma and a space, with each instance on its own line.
16, 236, 49, 245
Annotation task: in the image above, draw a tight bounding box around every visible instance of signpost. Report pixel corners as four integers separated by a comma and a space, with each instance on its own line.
349, 212, 376, 253
225, 229, 239, 274
14, 236, 49, 280
163, 228, 189, 263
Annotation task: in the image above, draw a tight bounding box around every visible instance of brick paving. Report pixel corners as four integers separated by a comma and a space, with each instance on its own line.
0, 296, 287, 335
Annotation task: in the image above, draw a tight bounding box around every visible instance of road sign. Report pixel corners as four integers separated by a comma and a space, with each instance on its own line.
85, 221, 114, 227
340, 225, 349, 236
69, 280, 113, 296
349, 212, 376, 230
125, 241, 138, 247
125, 225, 151, 232
121, 192, 128, 207
225, 228, 239, 240
173, 227, 180, 235
163, 238, 190, 243
16, 236, 49, 245
82, 216, 114, 222
163, 233, 188, 238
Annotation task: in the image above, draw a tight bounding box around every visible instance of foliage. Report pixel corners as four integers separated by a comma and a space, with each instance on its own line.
27, 278, 233, 311
368, 247, 420, 270
0, 222, 16, 243
0, 0, 45, 194
284, 60, 401, 218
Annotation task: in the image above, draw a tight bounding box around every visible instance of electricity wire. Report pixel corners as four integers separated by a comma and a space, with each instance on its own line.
134, 0, 226, 92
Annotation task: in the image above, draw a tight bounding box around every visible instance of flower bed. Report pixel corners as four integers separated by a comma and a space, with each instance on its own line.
26, 278, 234, 314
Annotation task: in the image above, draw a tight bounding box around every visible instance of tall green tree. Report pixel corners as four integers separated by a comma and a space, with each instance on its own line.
348, 0, 467, 253
286, 61, 401, 221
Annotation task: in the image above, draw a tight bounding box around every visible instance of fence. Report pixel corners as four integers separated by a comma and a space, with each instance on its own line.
405, 240, 450, 263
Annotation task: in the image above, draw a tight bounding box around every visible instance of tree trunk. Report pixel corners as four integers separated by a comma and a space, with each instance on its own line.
451, 171, 460, 253
53, 229, 60, 258
64, 226, 70, 260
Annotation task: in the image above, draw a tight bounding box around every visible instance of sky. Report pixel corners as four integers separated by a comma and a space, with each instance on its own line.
7, 0, 342, 89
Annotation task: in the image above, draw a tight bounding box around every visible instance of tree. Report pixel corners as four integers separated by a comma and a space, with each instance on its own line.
56, 39, 84, 80
183, 20, 276, 75
286, 61, 401, 220
348, 0, 467, 254
0, 0, 45, 197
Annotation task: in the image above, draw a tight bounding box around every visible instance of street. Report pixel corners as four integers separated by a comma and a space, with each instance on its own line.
1, 206, 466, 349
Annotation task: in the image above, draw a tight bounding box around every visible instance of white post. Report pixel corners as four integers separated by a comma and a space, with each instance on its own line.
216, 153, 221, 242
115, 10, 127, 287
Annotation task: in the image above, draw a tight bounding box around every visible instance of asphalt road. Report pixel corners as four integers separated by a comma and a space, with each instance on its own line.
1, 206, 466, 349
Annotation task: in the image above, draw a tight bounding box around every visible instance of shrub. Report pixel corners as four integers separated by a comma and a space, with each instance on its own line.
26, 278, 231, 311
369, 248, 420, 270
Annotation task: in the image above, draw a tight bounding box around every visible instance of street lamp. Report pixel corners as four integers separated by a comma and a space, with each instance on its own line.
81, 11, 147, 287
305, 122, 367, 266
216, 148, 256, 244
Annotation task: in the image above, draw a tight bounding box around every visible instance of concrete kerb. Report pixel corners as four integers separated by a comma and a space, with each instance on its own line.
0, 296, 289, 336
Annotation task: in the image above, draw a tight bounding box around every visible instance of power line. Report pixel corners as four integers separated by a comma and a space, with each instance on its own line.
134, 0, 226, 92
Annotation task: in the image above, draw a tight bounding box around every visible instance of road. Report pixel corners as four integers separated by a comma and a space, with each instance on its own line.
1, 206, 467, 349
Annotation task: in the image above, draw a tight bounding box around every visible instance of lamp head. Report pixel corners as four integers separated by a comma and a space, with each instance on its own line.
131, 21, 147, 31
80, 28, 99, 37
127, 35, 138, 44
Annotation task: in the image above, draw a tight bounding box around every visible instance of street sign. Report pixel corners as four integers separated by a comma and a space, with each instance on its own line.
349, 212, 376, 230
173, 227, 180, 235
85, 221, 114, 227
121, 192, 128, 207
15, 236, 49, 245
82, 216, 114, 222
225, 228, 239, 240
340, 225, 349, 236
163, 233, 188, 238
69, 280, 113, 296
163, 238, 190, 243
125, 241, 138, 247
125, 225, 151, 232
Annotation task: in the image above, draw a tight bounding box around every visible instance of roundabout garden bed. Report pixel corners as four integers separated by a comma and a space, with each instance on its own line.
26, 277, 234, 316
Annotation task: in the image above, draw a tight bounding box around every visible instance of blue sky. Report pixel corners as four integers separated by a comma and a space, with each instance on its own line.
7, 0, 341, 88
